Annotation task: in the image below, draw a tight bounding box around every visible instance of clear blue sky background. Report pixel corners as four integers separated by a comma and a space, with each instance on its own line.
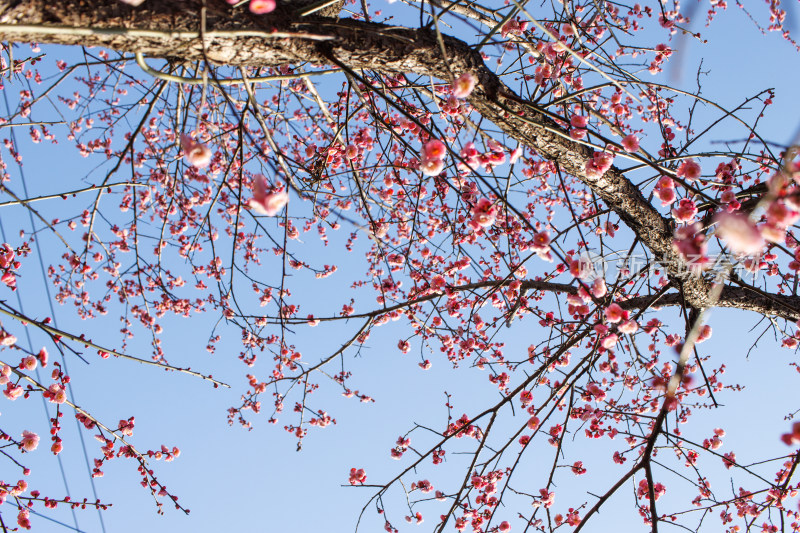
1, 3, 800, 533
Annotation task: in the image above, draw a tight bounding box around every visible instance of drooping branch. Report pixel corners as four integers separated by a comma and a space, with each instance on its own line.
0, 0, 782, 319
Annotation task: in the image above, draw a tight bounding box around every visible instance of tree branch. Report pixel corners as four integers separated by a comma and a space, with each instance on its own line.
0, 0, 767, 317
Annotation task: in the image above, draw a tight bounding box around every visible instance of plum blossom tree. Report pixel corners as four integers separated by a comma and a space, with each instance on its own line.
0, 0, 799, 532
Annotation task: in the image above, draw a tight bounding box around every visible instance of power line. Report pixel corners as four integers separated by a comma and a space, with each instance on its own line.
2, 89, 106, 533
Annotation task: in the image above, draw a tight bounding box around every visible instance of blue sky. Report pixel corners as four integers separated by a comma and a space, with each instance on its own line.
1, 2, 800, 533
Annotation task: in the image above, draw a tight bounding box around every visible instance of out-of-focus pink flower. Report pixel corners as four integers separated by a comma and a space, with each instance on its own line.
781, 422, 800, 446
501, 18, 527, 37
714, 212, 764, 255
180, 134, 212, 168
249, 0, 276, 14
452, 72, 477, 98
696, 324, 712, 343
761, 200, 800, 243
509, 146, 523, 164
621, 134, 639, 152
20, 430, 39, 452
248, 175, 289, 216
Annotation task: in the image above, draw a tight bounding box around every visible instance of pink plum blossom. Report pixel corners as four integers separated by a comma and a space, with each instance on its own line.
677, 159, 701, 181
501, 18, 527, 36
601, 334, 618, 349
459, 146, 480, 171
419, 157, 445, 176
509, 146, 523, 164
621, 134, 640, 152
586, 382, 607, 401
570, 115, 588, 128
655, 185, 676, 206
618, 319, 639, 334
781, 421, 800, 446
249, 175, 289, 216
20, 430, 39, 452
349, 467, 367, 485
17, 509, 30, 530
714, 212, 764, 255
672, 198, 698, 223
469, 198, 497, 229
45, 384, 67, 404
0, 243, 15, 269
4, 383, 23, 400
591, 278, 607, 298
673, 223, 710, 271
0, 332, 16, 346
604, 303, 628, 323
249, 0, 276, 14
421, 139, 446, 161
760, 200, 800, 243
452, 72, 477, 98
584, 151, 614, 179
180, 134, 212, 169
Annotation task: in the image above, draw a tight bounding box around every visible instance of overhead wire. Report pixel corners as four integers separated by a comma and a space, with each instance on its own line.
2, 89, 107, 533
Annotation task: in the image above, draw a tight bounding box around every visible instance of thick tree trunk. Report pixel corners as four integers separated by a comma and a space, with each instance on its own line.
0, 0, 795, 318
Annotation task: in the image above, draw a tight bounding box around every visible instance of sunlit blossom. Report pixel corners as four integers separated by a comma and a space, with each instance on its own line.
20, 430, 39, 452
248, 175, 289, 216
714, 212, 764, 255
249, 0, 276, 14
452, 72, 477, 98
180, 134, 212, 168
